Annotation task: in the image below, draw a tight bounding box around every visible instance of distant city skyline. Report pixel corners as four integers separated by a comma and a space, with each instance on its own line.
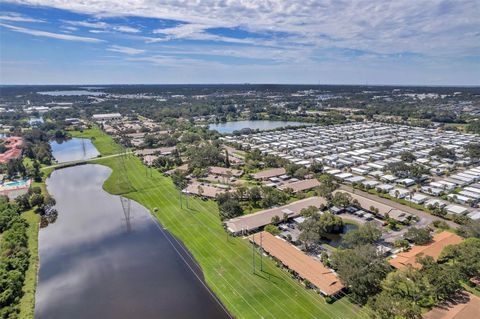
1, 0, 479, 85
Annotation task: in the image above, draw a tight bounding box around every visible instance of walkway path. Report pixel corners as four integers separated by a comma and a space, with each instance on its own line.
41, 152, 133, 170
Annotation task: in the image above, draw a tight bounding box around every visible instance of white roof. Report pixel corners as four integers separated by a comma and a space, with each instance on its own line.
446, 204, 469, 214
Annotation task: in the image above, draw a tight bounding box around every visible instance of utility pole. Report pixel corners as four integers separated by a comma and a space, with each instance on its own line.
260, 232, 263, 271
252, 233, 255, 274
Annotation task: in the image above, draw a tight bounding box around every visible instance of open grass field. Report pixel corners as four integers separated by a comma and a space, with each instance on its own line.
18, 210, 40, 319
80, 128, 368, 319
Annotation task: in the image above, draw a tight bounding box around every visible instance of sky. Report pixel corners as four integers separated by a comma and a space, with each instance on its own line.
0, 0, 479, 85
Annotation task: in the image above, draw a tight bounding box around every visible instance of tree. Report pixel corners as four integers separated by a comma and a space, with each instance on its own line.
285, 163, 303, 176
186, 143, 223, 170
309, 162, 323, 174
330, 192, 352, 208
465, 143, 480, 159
316, 174, 336, 200
29, 193, 44, 207
317, 212, 344, 233
224, 149, 230, 168
217, 193, 243, 221
439, 238, 480, 280
341, 222, 382, 248
429, 146, 456, 160
298, 212, 344, 250
300, 206, 319, 218
247, 187, 262, 207
394, 239, 410, 249
271, 215, 280, 224
370, 291, 422, 319
404, 227, 432, 245
264, 224, 280, 235
197, 185, 204, 197
386, 162, 428, 180
298, 217, 320, 251
293, 167, 309, 179
400, 151, 416, 163
457, 219, 480, 238
418, 255, 463, 303
330, 244, 390, 304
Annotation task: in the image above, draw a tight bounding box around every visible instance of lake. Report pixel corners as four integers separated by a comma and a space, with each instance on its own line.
208, 120, 309, 133
35, 164, 229, 319
37, 90, 106, 96
50, 138, 100, 163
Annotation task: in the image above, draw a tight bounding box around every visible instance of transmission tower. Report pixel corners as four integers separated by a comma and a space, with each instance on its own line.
120, 195, 132, 232
82, 138, 86, 157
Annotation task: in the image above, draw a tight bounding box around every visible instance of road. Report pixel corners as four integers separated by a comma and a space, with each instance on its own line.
338, 184, 458, 229
42, 152, 133, 170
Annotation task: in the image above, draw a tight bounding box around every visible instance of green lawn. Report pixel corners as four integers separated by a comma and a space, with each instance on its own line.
71, 127, 124, 156
83, 130, 368, 319
18, 210, 40, 319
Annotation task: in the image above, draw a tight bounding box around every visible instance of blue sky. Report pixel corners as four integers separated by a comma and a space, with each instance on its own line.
0, 0, 479, 85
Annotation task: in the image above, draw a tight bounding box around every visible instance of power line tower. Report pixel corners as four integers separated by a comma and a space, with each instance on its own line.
120, 195, 132, 232
82, 138, 86, 157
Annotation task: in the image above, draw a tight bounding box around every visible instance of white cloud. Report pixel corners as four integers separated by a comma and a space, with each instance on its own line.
113, 25, 140, 33
4, 0, 480, 57
0, 23, 104, 43
0, 12, 45, 23
63, 19, 141, 33
107, 45, 144, 55
63, 20, 109, 29
61, 26, 78, 31
3, 0, 480, 64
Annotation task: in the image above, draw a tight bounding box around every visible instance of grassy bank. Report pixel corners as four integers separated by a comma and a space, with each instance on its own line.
18, 210, 40, 319
79, 128, 367, 319
71, 127, 123, 156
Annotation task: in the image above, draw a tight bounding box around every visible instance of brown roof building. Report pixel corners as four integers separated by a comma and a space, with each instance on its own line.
250, 232, 344, 296
184, 182, 228, 198
424, 292, 480, 319
333, 190, 411, 222
279, 178, 321, 193
389, 231, 464, 269
209, 166, 243, 177
0, 137, 23, 164
225, 196, 326, 234
252, 167, 286, 180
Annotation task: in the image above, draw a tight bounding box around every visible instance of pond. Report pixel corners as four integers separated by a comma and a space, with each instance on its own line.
35, 164, 229, 319
50, 138, 100, 163
37, 90, 106, 96
208, 120, 309, 133
322, 223, 358, 248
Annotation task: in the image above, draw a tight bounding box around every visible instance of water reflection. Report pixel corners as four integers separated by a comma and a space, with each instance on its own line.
208, 120, 309, 133
36, 165, 228, 319
50, 138, 100, 163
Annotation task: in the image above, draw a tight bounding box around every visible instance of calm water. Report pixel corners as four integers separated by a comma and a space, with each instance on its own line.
36, 165, 229, 319
209, 120, 309, 133
37, 90, 106, 96
50, 138, 100, 162
323, 223, 359, 248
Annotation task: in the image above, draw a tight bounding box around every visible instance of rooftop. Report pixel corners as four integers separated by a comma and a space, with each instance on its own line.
389, 231, 464, 269
225, 196, 326, 234
249, 232, 344, 296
